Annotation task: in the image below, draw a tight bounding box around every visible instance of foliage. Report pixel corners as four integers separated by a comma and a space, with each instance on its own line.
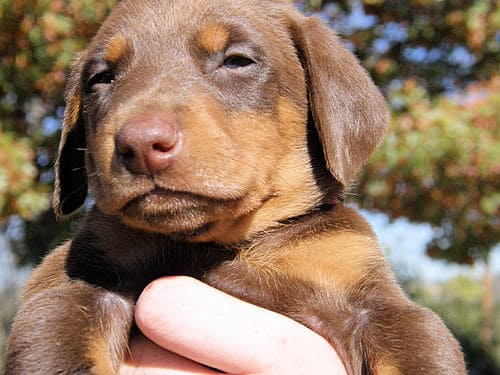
0, 0, 117, 222
0, 131, 49, 220
1, 0, 117, 120
308, 0, 500, 94
360, 76, 500, 264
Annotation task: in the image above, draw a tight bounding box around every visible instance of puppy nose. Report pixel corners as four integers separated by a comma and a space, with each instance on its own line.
115, 113, 180, 175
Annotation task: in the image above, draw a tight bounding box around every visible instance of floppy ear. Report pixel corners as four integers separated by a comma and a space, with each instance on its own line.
53, 59, 88, 217
290, 15, 389, 186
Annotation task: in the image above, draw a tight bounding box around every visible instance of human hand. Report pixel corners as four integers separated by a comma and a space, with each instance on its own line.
120, 276, 346, 374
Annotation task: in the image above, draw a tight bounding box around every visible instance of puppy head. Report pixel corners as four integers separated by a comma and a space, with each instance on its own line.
54, 0, 388, 242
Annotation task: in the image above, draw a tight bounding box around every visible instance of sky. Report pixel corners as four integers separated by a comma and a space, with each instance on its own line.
361, 210, 500, 284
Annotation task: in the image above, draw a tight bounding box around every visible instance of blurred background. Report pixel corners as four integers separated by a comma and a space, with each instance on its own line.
0, 0, 498, 373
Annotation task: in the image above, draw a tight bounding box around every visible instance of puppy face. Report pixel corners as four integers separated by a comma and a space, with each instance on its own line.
55, 0, 389, 242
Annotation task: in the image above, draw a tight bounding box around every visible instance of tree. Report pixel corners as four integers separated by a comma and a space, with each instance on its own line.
360, 77, 499, 265
0, 0, 117, 223
0, 132, 49, 220
306, 0, 499, 94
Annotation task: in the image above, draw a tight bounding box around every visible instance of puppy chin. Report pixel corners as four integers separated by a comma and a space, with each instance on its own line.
119, 213, 214, 239
117, 203, 260, 244
117, 202, 213, 235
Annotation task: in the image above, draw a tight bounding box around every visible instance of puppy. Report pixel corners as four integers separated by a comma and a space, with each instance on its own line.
6, 0, 466, 373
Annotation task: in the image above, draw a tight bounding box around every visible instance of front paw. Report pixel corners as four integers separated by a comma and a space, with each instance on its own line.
6, 282, 133, 375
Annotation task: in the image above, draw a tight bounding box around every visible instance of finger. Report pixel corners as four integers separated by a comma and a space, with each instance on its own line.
120, 333, 221, 374
135, 276, 346, 374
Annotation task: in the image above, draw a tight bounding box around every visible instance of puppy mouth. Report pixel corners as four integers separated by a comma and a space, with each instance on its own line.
119, 187, 238, 222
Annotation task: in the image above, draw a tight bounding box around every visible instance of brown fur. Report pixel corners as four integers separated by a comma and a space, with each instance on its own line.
6, 0, 466, 374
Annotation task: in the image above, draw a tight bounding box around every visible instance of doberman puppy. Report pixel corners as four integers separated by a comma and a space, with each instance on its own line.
6, 0, 466, 373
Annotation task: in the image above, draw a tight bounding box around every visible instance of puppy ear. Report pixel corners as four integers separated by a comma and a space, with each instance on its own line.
53, 59, 88, 217
290, 15, 389, 186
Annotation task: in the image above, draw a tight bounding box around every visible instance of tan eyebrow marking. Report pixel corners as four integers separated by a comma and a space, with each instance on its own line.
199, 24, 230, 53
104, 34, 129, 64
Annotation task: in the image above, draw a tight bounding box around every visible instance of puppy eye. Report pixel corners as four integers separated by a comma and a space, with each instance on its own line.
222, 55, 255, 69
86, 71, 115, 92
